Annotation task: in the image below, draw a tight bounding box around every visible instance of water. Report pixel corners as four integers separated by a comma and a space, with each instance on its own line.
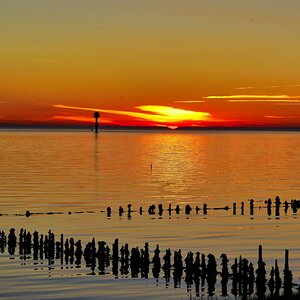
0, 130, 299, 299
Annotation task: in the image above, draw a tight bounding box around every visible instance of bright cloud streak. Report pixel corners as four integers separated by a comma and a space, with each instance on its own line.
174, 100, 206, 103
264, 115, 299, 119
233, 87, 255, 90
228, 99, 300, 103
53, 105, 169, 123
137, 105, 211, 120
275, 103, 300, 106
234, 85, 300, 90
53, 104, 211, 125
266, 84, 300, 88
52, 115, 114, 124
203, 95, 295, 99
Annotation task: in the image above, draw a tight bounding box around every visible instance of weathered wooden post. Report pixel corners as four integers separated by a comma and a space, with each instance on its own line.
258, 244, 263, 262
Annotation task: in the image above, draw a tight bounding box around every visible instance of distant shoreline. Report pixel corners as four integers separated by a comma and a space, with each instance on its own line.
1, 125, 300, 132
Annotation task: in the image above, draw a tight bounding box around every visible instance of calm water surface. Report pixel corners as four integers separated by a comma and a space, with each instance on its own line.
0, 130, 299, 299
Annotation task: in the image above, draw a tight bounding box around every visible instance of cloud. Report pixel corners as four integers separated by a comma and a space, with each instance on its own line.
174, 100, 206, 103
51, 115, 114, 124
202, 94, 300, 103
275, 103, 300, 106
228, 99, 300, 103
203, 95, 296, 99
234, 85, 300, 90
137, 105, 211, 121
53, 104, 211, 125
264, 115, 299, 119
233, 87, 255, 90
266, 84, 300, 88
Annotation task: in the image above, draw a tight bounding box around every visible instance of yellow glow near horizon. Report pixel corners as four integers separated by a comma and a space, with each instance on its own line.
136, 105, 211, 121
53, 104, 212, 126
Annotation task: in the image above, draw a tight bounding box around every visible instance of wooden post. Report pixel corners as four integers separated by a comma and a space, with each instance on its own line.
258, 245, 263, 262
285, 249, 289, 270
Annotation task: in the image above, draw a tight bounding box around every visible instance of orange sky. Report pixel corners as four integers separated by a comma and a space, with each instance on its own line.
0, 1, 300, 128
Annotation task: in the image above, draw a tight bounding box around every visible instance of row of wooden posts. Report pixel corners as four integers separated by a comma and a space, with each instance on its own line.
1, 197, 298, 218
0, 228, 298, 298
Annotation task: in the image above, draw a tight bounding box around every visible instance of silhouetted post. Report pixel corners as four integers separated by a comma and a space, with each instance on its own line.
0, 231, 6, 253
268, 267, 275, 296
233, 203, 236, 215
220, 253, 229, 281
194, 252, 201, 296
119, 206, 124, 217
249, 262, 255, 295
256, 245, 267, 298
242, 258, 249, 298
158, 204, 163, 216
274, 259, 282, 297
75, 240, 83, 265
201, 253, 206, 281
185, 204, 191, 215
284, 249, 293, 297
112, 239, 119, 277
267, 198, 272, 216
173, 250, 183, 288
275, 196, 281, 216
127, 204, 132, 219
168, 204, 172, 215
184, 251, 194, 290
93, 112, 100, 133
70, 238, 74, 264
291, 199, 298, 213
107, 207, 111, 217
8, 228, 16, 255
241, 202, 244, 215
284, 201, 289, 214
207, 254, 217, 296
231, 258, 238, 296
141, 242, 150, 278
258, 245, 262, 262
163, 249, 171, 286
152, 244, 161, 280
250, 199, 254, 216
33, 231, 39, 259
284, 249, 289, 270
39, 234, 44, 260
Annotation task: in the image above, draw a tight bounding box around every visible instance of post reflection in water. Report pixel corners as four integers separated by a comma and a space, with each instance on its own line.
0, 227, 298, 299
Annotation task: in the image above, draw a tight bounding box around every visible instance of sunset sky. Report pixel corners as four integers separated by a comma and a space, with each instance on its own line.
1, 0, 300, 128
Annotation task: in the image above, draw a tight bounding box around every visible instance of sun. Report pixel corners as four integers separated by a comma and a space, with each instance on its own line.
168, 126, 178, 130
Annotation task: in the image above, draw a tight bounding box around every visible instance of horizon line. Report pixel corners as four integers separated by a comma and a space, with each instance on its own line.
1, 124, 300, 132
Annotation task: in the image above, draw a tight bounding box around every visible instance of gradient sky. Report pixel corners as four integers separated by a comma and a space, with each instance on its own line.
1, 0, 300, 128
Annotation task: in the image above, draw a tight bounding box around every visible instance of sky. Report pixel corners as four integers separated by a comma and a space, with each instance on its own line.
0, 0, 300, 128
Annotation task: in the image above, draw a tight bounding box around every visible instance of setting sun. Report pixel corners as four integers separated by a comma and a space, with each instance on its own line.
53, 104, 212, 127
